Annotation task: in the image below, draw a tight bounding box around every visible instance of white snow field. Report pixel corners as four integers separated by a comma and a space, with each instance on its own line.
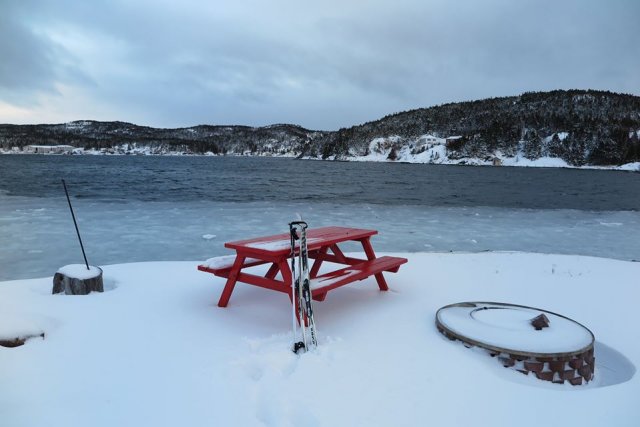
1, 252, 638, 427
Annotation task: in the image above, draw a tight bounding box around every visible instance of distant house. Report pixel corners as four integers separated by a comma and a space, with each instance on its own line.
445, 136, 463, 144
419, 135, 439, 144
25, 145, 75, 154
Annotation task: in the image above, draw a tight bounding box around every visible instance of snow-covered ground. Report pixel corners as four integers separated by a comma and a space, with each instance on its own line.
1, 252, 638, 426
347, 134, 640, 171
3, 140, 639, 171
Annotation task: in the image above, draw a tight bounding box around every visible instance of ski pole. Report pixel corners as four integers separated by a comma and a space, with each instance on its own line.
62, 179, 90, 270
290, 223, 300, 352
299, 222, 318, 348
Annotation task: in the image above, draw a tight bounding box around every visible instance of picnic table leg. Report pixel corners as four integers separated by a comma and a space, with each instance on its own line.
278, 258, 293, 302
309, 247, 327, 279
265, 262, 279, 280
329, 244, 348, 263
313, 292, 328, 302
361, 238, 389, 291
311, 243, 352, 302
217, 255, 245, 307
309, 247, 328, 301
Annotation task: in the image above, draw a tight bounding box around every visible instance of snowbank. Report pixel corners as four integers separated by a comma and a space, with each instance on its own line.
1, 252, 638, 426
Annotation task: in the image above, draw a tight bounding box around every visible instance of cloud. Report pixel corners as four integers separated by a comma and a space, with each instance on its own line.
0, 10, 59, 104
1, 0, 639, 129
0, 1, 96, 110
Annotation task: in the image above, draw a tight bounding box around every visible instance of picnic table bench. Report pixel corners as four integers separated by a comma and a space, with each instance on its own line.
198, 226, 407, 307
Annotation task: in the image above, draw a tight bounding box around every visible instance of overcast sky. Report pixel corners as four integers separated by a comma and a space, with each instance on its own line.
1, 0, 639, 130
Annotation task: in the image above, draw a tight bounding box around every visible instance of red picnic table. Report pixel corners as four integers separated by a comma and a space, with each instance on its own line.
198, 226, 407, 307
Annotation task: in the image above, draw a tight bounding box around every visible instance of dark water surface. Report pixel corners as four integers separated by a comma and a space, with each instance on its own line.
1, 155, 639, 210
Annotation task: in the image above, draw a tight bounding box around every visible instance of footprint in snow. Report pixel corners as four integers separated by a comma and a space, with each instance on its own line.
239, 334, 299, 382
255, 391, 320, 427
233, 335, 321, 427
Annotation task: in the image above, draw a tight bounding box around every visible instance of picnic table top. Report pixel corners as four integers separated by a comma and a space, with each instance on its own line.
224, 226, 378, 257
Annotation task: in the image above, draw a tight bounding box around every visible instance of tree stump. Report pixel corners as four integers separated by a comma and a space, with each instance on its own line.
53, 265, 103, 295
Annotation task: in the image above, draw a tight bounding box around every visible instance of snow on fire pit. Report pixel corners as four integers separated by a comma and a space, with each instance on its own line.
436, 302, 595, 385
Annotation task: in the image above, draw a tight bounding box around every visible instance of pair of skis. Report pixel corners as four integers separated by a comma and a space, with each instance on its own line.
289, 221, 318, 354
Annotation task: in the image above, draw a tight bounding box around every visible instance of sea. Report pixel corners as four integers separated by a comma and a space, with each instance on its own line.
1, 155, 639, 281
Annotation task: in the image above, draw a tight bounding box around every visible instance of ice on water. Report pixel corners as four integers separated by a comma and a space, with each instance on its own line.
1, 192, 639, 281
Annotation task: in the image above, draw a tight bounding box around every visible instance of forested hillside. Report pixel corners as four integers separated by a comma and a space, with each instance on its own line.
2, 90, 639, 166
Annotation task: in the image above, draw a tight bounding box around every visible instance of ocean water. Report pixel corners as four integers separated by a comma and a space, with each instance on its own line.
1, 155, 639, 281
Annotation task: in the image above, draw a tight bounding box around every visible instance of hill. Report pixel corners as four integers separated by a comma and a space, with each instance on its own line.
311, 89, 640, 166
1, 90, 639, 166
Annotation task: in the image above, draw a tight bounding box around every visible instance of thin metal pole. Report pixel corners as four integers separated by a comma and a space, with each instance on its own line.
290, 224, 298, 351
62, 179, 90, 270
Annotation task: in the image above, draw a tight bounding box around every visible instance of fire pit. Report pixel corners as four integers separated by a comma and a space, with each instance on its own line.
436, 302, 595, 385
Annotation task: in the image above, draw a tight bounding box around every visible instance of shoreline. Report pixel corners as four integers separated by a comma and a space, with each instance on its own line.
1, 151, 638, 172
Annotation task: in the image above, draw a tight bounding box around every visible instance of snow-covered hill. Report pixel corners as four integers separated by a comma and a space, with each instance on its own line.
344, 133, 640, 171
2, 89, 639, 169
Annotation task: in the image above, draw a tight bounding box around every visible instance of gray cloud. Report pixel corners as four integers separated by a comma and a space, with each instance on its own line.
0, 10, 59, 103
1, 0, 639, 129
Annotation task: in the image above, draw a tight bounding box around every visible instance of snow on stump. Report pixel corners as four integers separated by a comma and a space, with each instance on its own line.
435, 302, 595, 385
53, 264, 104, 295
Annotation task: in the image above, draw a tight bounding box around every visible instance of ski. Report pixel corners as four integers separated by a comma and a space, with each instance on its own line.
289, 221, 318, 353
299, 223, 318, 348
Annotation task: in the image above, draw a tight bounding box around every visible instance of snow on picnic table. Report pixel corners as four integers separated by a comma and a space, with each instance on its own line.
244, 237, 323, 252
0, 252, 639, 427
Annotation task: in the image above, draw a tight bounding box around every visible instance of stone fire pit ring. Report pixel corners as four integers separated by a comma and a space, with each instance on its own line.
436, 302, 595, 385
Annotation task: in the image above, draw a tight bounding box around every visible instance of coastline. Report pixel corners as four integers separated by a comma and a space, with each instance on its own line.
1, 150, 638, 172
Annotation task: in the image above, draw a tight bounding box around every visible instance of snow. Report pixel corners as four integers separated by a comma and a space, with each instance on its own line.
246, 239, 293, 251
310, 270, 358, 290
333, 133, 640, 171
202, 255, 261, 269
543, 132, 569, 142
353, 134, 449, 164
618, 162, 640, 172
438, 303, 594, 353
246, 237, 322, 252
1, 252, 639, 426
57, 264, 102, 280
2, 141, 638, 171
0, 309, 44, 341
502, 155, 570, 168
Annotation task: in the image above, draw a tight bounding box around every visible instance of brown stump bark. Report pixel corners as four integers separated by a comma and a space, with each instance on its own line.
52, 267, 103, 295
